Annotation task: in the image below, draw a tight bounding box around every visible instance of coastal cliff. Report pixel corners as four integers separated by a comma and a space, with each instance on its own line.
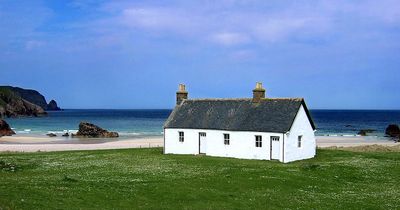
5, 86, 48, 109
0, 86, 61, 111
0, 86, 61, 118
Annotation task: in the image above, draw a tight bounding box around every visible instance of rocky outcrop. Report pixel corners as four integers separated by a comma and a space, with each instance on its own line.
2, 86, 48, 110
385, 124, 400, 138
0, 88, 47, 118
0, 120, 15, 137
0, 86, 62, 113
74, 122, 119, 138
0, 86, 64, 117
357, 129, 376, 136
0, 106, 5, 118
47, 100, 61, 111
46, 133, 57, 137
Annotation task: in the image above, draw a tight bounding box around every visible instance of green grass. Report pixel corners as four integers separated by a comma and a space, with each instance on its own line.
0, 148, 399, 209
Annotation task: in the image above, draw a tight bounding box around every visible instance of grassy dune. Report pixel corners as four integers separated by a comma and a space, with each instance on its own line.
0, 148, 399, 209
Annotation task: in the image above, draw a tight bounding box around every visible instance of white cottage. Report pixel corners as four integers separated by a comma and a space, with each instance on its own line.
163, 83, 316, 163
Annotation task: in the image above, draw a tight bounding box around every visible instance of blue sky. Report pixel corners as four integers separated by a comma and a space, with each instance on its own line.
0, 0, 399, 109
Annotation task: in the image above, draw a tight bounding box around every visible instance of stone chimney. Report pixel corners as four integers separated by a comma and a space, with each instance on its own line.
176, 84, 188, 105
252, 82, 266, 103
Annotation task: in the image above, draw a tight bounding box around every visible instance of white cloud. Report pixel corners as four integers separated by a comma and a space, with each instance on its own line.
211, 32, 250, 46
117, 7, 204, 36
55, 0, 400, 54
321, 0, 400, 24
101, 6, 327, 47
121, 8, 177, 29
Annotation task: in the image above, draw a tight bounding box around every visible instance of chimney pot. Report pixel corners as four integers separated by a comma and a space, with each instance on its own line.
179, 84, 186, 92
255, 82, 263, 89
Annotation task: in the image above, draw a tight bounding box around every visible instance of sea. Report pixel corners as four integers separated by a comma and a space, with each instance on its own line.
5, 109, 400, 139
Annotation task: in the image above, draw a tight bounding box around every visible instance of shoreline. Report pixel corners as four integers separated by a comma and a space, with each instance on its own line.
0, 135, 397, 152
315, 136, 397, 147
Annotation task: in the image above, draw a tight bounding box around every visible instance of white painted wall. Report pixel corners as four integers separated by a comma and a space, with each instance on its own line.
164, 128, 200, 155
283, 105, 316, 163
164, 128, 283, 161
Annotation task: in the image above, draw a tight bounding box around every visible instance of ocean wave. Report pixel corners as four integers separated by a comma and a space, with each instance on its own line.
118, 132, 163, 136
45, 130, 78, 134
16, 129, 32, 134
15, 129, 33, 134
47, 131, 65, 134
118, 132, 141, 136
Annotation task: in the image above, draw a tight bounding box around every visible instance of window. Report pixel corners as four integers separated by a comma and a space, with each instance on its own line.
271, 136, 280, 141
298, 135, 302, 148
224, 134, 230, 145
179, 131, 184, 142
255, 135, 262, 147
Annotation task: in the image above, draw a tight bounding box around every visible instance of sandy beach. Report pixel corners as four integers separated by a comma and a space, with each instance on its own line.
316, 136, 397, 147
0, 135, 397, 152
0, 136, 164, 152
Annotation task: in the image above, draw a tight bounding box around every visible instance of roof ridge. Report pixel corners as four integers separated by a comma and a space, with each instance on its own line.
186, 98, 251, 101
184, 97, 303, 101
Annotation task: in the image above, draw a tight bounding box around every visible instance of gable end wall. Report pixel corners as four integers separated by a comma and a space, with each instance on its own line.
284, 105, 316, 163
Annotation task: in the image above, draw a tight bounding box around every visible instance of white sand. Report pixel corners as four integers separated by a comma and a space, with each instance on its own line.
316, 136, 397, 147
0, 136, 164, 152
0, 135, 397, 152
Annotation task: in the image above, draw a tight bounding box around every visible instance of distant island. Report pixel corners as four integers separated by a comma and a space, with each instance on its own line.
0, 86, 61, 118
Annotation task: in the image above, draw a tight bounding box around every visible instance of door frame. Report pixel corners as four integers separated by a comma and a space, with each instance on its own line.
270, 136, 280, 160
199, 132, 206, 154
270, 138, 273, 160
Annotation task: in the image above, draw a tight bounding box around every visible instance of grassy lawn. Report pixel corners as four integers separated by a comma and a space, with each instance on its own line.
0, 148, 399, 209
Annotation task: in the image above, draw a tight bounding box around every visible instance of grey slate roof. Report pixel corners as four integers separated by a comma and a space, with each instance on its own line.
164, 98, 316, 133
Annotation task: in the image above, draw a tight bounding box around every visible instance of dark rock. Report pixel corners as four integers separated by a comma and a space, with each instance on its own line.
358, 129, 376, 136
385, 124, 400, 137
62, 132, 69, 137
46, 133, 57, 137
47, 100, 61, 111
74, 122, 119, 138
345, 125, 353, 127
0, 106, 5, 118
0, 120, 15, 137
358, 130, 367, 136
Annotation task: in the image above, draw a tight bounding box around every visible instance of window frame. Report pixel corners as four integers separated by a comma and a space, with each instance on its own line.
298, 135, 302, 148
255, 135, 262, 147
178, 131, 184, 142
271, 136, 280, 141
224, 133, 230, 145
